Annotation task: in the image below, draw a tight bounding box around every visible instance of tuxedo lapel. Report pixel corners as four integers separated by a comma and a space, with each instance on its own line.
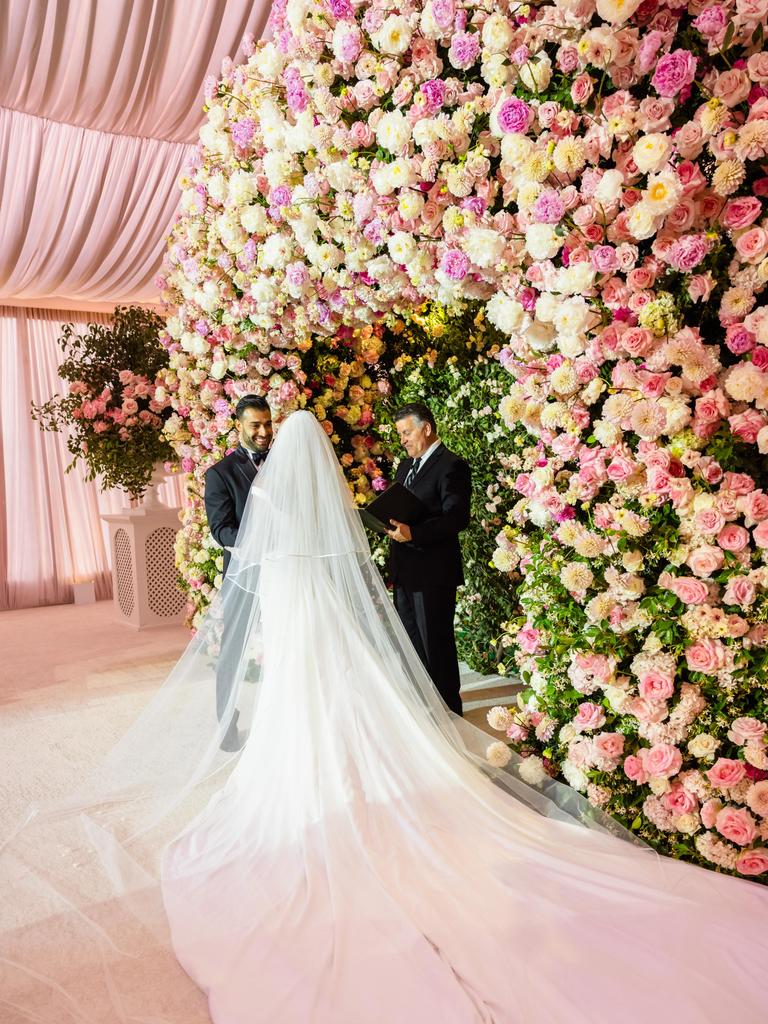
234, 449, 257, 486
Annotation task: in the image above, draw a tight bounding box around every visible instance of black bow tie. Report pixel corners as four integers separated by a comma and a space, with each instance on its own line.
246, 449, 267, 465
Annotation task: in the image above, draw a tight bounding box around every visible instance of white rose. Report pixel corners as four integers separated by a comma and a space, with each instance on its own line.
559, 723, 578, 744
593, 169, 624, 206
388, 157, 417, 191
481, 53, 510, 88
198, 123, 229, 157
525, 223, 561, 260
210, 360, 227, 380
632, 133, 673, 174
487, 293, 527, 335
375, 14, 412, 56
518, 54, 552, 93
206, 173, 228, 204
518, 755, 548, 786
649, 776, 672, 796
464, 227, 506, 268
687, 733, 720, 760
482, 12, 514, 53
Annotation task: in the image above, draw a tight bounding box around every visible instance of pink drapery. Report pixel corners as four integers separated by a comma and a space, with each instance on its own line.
0, 0, 272, 609
0, 306, 187, 612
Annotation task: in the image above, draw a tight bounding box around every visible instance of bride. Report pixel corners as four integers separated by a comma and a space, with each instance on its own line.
3, 410, 768, 1024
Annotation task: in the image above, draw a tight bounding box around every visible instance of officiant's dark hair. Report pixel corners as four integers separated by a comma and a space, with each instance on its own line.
235, 394, 271, 421
393, 402, 436, 432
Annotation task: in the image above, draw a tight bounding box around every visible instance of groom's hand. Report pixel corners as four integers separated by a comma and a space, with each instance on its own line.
387, 519, 412, 543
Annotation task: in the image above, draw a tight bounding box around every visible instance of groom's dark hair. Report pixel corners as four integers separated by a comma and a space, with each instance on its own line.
393, 402, 436, 432
235, 394, 271, 420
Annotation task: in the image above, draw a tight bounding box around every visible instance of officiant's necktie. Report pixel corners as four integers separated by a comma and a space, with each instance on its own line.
405, 457, 421, 489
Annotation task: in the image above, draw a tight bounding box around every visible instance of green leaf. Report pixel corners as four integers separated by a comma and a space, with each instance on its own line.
631, 816, 642, 830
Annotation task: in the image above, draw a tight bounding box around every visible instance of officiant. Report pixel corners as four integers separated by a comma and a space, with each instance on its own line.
204, 393, 272, 750
387, 402, 471, 716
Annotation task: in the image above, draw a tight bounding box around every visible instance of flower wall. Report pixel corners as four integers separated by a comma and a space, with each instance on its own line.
158, 0, 768, 876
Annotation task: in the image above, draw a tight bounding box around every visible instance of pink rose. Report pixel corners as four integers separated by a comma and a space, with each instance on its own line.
685, 638, 727, 675
701, 798, 723, 829
730, 408, 767, 444
721, 196, 763, 231
638, 670, 676, 700
663, 576, 710, 605
606, 455, 636, 482
707, 757, 747, 788
713, 68, 752, 107
571, 73, 594, 106
624, 754, 649, 784
754, 521, 768, 548
728, 717, 768, 745
735, 226, 768, 264
716, 807, 757, 846
723, 472, 755, 496
518, 625, 542, 654
662, 783, 698, 816
629, 697, 669, 724
694, 508, 727, 535
718, 524, 749, 551
723, 577, 757, 608
736, 848, 768, 875
687, 545, 724, 578
573, 702, 606, 732
593, 732, 625, 762
739, 490, 768, 523
645, 743, 683, 779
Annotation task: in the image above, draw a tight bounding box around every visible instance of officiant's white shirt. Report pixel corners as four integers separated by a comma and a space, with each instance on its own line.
414, 439, 441, 472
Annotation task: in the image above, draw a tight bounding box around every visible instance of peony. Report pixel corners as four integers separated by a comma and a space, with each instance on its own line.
632, 133, 673, 174
448, 32, 480, 71
374, 15, 412, 56
494, 98, 532, 135
652, 49, 697, 98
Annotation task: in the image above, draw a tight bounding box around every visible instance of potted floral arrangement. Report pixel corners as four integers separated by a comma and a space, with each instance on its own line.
32, 306, 174, 500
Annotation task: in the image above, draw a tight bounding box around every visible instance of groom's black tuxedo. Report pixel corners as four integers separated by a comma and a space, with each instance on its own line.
389, 444, 471, 716
204, 447, 264, 576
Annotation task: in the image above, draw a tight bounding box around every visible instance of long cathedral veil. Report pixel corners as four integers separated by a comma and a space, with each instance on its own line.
1, 410, 653, 1023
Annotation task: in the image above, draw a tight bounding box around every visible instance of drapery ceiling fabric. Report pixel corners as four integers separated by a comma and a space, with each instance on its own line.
0, 0, 272, 311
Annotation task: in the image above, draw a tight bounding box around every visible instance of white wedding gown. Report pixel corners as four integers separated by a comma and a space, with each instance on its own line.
3, 411, 768, 1023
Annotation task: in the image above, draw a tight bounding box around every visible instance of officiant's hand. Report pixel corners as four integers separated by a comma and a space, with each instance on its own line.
387, 519, 412, 543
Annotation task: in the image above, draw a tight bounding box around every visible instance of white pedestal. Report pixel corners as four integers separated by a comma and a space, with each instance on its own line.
72, 579, 96, 605
100, 505, 185, 629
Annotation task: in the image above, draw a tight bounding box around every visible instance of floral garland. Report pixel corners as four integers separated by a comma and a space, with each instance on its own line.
157, 0, 768, 875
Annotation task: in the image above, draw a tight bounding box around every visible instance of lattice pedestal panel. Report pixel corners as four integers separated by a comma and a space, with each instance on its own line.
101, 507, 184, 629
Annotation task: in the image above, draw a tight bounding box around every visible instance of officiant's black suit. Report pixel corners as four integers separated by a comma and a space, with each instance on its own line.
204, 447, 264, 724
389, 444, 471, 716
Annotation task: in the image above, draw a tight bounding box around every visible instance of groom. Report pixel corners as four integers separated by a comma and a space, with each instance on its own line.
205, 394, 272, 750
387, 402, 471, 716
